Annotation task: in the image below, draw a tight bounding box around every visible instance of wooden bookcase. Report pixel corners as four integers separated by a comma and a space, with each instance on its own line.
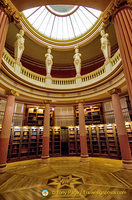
7, 122, 132, 162
86, 126, 92, 155
29, 127, 38, 156
68, 127, 76, 155
90, 125, 100, 156
105, 124, 120, 159
11, 127, 21, 159
125, 122, 132, 154
98, 125, 108, 157
76, 127, 80, 155
25, 107, 54, 126
38, 127, 43, 155
49, 128, 53, 155
52, 127, 61, 156
21, 127, 30, 158
75, 105, 103, 125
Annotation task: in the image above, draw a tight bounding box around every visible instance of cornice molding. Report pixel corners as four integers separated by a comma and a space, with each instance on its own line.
0, 0, 21, 23
102, 0, 132, 25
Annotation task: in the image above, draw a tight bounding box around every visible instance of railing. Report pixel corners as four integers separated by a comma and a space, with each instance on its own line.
2, 49, 122, 90
21, 66, 45, 83
111, 49, 121, 66
81, 65, 105, 82
2, 49, 15, 69
52, 78, 76, 85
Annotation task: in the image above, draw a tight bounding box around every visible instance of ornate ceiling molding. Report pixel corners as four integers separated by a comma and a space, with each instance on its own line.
102, 0, 132, 25
0, 0, 21, 23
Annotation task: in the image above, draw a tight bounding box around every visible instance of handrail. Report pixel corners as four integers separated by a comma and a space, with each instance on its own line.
2, 49, 15, 69
110, 49, 121, 66
81, 65, 105, 82
21, 66, 46, 83
2, 49, 121, 89
51, 77, 76, 85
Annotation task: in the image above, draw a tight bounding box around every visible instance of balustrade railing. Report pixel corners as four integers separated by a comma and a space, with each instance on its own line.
21, 66, 45, 83
2, 49, 122, 89
81, 65, 105, 82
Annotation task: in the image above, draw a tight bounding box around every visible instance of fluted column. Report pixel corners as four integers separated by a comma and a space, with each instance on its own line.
110, 89, 132, 169
0, 91, 19, 173
78, 102, 89, 162
103, 0, 132, 104
113, 6, 132, 104
0, 0, 21, 64
42, 103, 50, 163
0, 6, 9, 64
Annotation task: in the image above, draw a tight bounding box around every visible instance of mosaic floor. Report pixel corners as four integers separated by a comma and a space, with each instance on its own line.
0, 157, 132, 200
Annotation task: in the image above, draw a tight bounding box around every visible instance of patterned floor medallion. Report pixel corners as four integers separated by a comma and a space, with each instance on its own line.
47, 174, 84, 189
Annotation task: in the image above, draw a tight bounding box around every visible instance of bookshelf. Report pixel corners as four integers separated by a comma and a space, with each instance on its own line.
21, 127, 30, 157
76, 127, 80, 155
37, 109, 44, 126
6, 122, 132, 162
52, 127, 61, 155
75, 105, 103, 125
125, 122, 132, 154
29, 127, 38, 156
86, 126, 92, 155
25, 107, 54, 126
105, 124, 119, 158
98, 125, 108, 157
90, 125, 100, 156
49, 128, 53, 155
11, 127, 21, 159
68, 127, 76, 155
38, 127, 43, 155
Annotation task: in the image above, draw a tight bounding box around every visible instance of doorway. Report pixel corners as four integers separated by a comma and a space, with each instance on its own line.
61, 127, 68, 156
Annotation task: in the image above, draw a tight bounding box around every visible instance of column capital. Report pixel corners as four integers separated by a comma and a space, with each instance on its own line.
77, 100, 85, 104
108, 88, 121, 95
0, 0, 21, 23
7, 89, 19, 96
102, 0, 132, 25
43, 100, 51, 105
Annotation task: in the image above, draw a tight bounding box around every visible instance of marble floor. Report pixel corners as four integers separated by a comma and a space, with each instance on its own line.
0, 157, 132, 200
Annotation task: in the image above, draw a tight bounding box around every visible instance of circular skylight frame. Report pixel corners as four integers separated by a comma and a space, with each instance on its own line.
22, 6, 101, 42
46, 5, 79, 16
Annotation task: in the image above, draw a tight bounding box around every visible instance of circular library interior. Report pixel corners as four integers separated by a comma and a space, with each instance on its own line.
0, 0, 132, 199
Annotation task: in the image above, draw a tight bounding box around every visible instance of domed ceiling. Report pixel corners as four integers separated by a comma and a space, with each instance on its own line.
5, 1, 118, 78
23, 5, 101, 41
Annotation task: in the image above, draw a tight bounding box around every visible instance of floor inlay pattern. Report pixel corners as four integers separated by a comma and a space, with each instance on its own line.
0, 157, 132, 199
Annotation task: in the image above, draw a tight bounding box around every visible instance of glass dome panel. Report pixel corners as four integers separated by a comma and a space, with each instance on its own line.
23, 5, 102, 41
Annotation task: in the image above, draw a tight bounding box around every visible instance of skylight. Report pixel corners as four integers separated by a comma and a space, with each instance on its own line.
23, 5, 101, 41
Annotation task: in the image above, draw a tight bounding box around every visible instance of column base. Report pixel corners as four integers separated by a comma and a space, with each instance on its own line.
122, 160, 132, 169
80, 155, 89, 162
41, 156, 50, 164
0, 163, 7, 174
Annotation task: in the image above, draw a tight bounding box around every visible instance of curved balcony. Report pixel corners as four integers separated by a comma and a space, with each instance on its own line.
1, 49, 121, 91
